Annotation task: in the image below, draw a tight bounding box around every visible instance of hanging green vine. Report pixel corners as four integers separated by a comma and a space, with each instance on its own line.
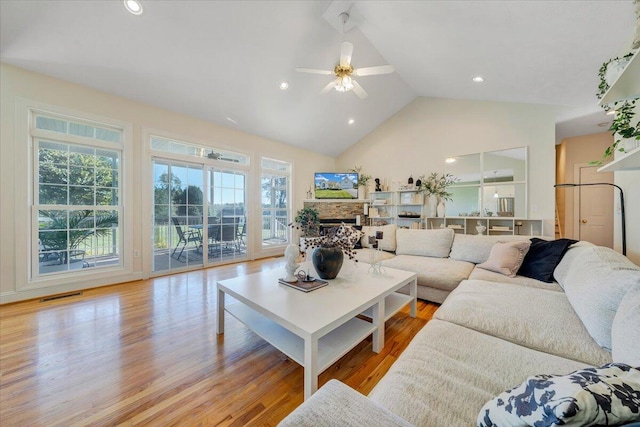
594, 53, 640, 165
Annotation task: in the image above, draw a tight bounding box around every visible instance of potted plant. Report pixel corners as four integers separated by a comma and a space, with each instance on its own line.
416, 172, 458, 217
350, 166, 372, 199
302, 224, 362, 279
289, 206, 320, 253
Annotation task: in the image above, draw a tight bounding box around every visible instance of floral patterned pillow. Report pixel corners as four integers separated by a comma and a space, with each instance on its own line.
478, 363, 640, 427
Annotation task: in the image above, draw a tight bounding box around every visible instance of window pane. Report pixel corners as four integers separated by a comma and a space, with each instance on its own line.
36, 116, 67, 133
95, 168, 116, 187
69, 123, 94, 138
95, 128, 121, 143
39, 163, 67, 184
69, 145, 95, 166
69, 186, 94, 205
40, 185, 67, 205
96, 188, 118, 205
69, 166, 95, 186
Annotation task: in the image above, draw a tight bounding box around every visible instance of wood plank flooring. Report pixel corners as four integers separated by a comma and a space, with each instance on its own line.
0, 257, 438, 426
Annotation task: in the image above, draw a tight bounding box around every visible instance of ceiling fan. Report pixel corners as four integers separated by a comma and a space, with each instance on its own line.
295, 13, 395, 99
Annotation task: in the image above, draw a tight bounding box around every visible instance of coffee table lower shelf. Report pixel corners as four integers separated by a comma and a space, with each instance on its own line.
360, 293, 412, 321
225, 303, 377, 372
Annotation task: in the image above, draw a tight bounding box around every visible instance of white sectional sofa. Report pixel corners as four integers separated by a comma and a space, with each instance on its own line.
356, 225, 561, 303
280, 228, 640, 426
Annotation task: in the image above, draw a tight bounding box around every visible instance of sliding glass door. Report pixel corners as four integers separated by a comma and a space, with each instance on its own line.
206, 168, 247, 262
152, 160, 204, 272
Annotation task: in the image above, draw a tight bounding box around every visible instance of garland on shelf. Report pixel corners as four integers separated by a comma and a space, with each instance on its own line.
595, 52, 640, 165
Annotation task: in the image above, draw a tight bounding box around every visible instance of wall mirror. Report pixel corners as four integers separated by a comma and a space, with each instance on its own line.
445, 147, 527, 218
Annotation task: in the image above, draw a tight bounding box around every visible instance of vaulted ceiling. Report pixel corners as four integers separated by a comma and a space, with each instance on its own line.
1, 1, 636, 156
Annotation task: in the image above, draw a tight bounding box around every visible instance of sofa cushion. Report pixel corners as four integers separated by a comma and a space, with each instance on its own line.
517, 237, 578, 283
361, 224, 397, 252
395, 228, 454, 258
468, 267, 563, 292
476, 240, 531, 277
278, 379, 413, 427
478, 363, 640, 427
552, 241, 595, 288
352, 248, 396, 264
563, 246, 640, 350
368, 319, 588, 427
612, 285, 640, 367
382, 255, 474, 292
450, 234, 531, 264
434, 280, 611, 366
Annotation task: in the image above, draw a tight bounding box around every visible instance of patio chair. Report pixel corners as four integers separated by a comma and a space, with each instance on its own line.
171, 217, 202, 260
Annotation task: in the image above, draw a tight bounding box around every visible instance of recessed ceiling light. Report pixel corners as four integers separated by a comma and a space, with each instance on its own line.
597, 121, 610, 127
279, 82, 289, 90
347, 118, 355, 125
445, 157, 457, 164
472, 76, 484, 83
226, 117, 237, 125
124, 0, 143, 15
606, 109, 617, 115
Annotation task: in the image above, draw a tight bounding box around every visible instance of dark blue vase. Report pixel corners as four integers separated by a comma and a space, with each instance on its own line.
311, 246, 344, 280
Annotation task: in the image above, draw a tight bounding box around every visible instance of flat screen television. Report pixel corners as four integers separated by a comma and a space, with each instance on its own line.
314, 172, 358, 199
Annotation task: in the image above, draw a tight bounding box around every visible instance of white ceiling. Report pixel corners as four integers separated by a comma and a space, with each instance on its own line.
1, 1, 636, 156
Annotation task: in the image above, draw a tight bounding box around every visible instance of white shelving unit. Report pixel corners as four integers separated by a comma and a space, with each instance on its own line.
599, 49, 640, 106
368, 190, 424, 228
424, 217, 543, 236
597, 49, 640, 172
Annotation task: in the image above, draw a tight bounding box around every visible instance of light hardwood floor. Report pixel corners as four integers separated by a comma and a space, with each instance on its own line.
0, 257, 438, 426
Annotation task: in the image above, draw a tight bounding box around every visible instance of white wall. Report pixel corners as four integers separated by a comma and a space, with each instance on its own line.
336, 97, 557, 230
0, 63, 335, 303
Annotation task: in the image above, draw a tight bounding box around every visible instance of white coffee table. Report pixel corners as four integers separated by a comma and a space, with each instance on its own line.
216, 261, 417, 400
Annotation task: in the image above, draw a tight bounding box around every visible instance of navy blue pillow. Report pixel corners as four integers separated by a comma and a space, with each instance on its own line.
517, 238, 578, 283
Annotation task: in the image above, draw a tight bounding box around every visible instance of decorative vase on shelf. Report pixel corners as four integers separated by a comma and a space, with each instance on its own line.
358, 185, 367, 200
311, 245, 344, 280
436, 200, 446, 217
426, 195, 437, 217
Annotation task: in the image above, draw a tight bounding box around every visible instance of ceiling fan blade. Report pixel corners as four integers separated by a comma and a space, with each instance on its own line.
352, 80, 368, 99
354, 64, 395, 76
340, 41, 353, 66
320, 80, 336, 95
295, 67, 333, 75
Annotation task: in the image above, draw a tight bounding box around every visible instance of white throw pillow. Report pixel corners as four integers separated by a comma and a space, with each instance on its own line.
476, 240, 531, 277
612, 285, 640, 366
361, 224, 397, 252
395, 228, 454, 258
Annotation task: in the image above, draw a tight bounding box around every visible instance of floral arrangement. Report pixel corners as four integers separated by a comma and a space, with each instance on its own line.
350, 165, 372, 187
416, 172, 458, 201
300, 224, 362, 261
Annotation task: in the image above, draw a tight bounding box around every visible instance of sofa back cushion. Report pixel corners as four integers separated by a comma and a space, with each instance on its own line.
563, 246, 640, 350
612, 285, 640, 366
450, 234, 531, 264
552, 241, 595, 287
361, 224, 397, 252
395, 228, 454, 258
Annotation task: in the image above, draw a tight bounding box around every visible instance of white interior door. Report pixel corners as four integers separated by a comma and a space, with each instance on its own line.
576, 165, 614, 248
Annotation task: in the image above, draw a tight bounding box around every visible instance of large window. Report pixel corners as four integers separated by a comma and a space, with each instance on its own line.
33, 113, 123, 276
261, 158, 290, 249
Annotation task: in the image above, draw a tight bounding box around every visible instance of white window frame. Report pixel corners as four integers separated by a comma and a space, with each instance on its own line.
260, 157, 292, 251
16, 100, 134, 290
